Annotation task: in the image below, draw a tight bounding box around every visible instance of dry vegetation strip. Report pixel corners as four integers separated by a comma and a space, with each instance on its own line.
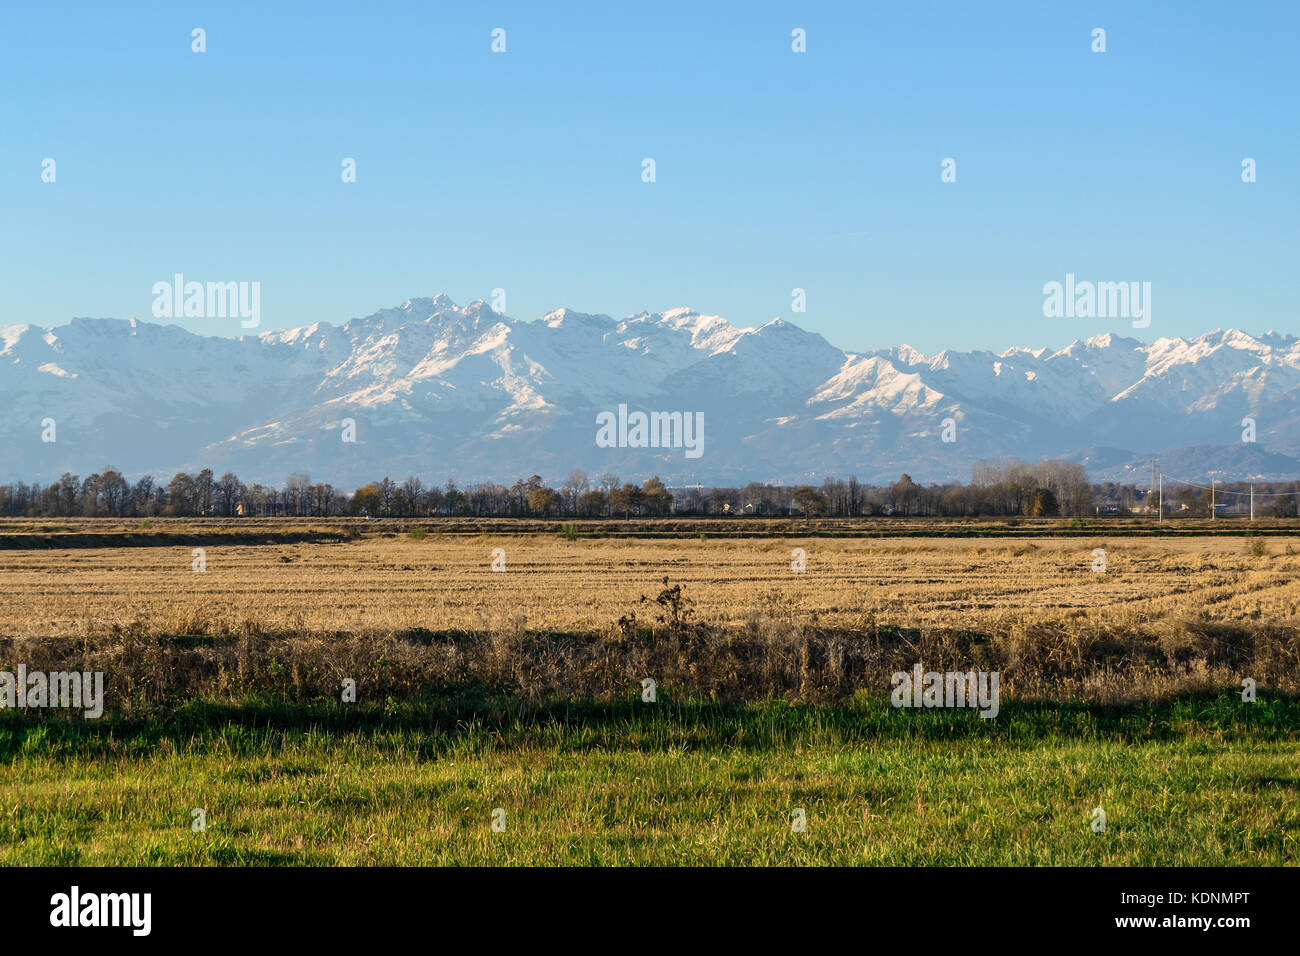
4, 515, 1299, 544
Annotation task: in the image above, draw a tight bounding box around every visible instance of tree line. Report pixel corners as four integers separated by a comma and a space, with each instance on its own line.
0, 468, 676, 519
4, 459, 1296, 519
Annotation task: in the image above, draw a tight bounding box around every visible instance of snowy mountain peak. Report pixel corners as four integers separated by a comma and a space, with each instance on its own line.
3, 304, 1297, 486
893, 344, 929, 366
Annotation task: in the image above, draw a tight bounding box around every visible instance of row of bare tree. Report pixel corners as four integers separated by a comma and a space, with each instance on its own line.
8, 458, 1291, 519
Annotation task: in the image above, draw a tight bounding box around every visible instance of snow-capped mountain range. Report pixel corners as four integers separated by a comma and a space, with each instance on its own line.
4, 295, 1299, 487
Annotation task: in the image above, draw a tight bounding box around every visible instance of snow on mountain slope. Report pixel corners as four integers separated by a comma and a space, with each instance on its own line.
2, 296, 1298, 486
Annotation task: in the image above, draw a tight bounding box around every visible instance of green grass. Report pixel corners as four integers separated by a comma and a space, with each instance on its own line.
1, 693, 1296, 865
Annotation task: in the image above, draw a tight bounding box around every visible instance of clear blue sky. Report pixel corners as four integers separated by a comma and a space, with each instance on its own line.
2, 0, 1296, 353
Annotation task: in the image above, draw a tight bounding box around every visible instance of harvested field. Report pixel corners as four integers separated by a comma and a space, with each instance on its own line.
1, 528, 1298, 639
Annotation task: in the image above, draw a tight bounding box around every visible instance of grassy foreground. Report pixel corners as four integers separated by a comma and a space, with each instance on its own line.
2, 693, 1296, 866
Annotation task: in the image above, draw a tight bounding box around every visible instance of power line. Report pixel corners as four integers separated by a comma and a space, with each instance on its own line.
1156, 473, 1299, 498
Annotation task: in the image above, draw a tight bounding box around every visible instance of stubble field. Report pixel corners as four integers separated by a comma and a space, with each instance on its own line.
3, 526, 1299, 637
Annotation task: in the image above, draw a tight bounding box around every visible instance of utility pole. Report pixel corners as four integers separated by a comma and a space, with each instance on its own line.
1151, 459, 1159, 522
1211, 479, 1216, 520
1251, 483, 1255, 521
1158, 473, 1162, 524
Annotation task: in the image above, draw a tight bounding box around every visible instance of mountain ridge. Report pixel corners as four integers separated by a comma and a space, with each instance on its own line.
4, 296, 1299, 487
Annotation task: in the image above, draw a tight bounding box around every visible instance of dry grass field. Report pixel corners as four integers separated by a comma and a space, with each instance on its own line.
2, 526, 1298, 639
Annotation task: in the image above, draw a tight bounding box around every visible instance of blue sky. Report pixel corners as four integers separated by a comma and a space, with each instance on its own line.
2, 0, 1296, 353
